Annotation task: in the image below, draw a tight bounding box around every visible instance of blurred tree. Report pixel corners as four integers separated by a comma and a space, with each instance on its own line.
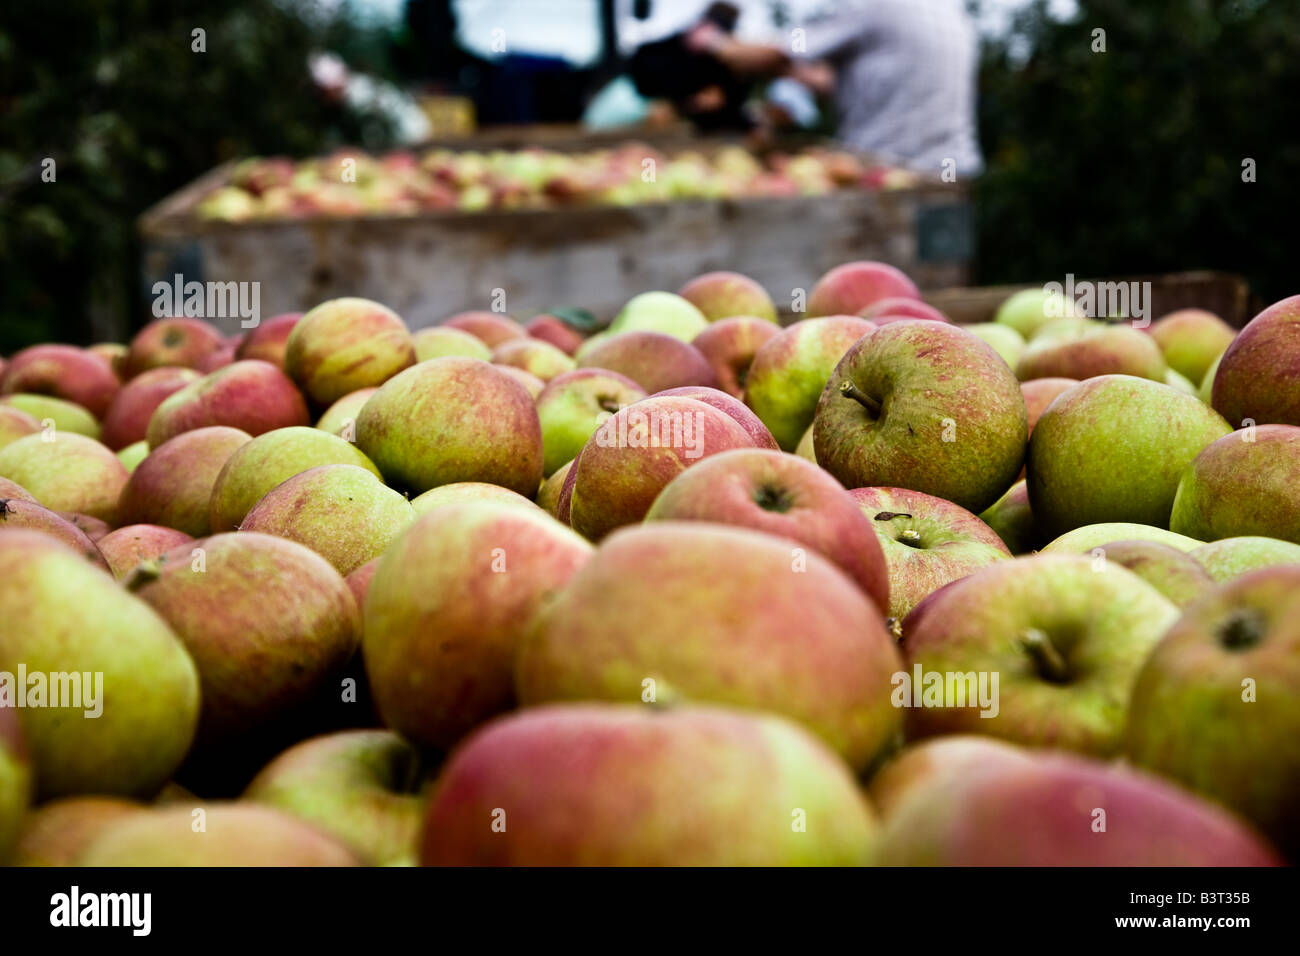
973, 0, 1300, 304
0, 0, 396, 347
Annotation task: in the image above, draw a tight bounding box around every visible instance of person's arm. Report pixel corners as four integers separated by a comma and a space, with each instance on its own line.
684, 22, 789, 76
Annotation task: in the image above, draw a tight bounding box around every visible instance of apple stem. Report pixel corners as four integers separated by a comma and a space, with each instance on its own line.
1019, 628, 1070, 682
122, 560, 163, 593
839, 381, 882, 417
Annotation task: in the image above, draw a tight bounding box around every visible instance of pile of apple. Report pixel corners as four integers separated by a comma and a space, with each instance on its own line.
195, 144, 920, 221
1, 259, 1298, 867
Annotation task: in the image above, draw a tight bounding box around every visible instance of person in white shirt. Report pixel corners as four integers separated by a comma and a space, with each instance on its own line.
687, 0, 984, 178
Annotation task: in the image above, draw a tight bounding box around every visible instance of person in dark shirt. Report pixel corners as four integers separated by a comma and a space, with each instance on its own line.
627, 3, 756, 132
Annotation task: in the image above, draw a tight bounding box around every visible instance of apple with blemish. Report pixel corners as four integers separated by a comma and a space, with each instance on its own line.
815, 321, 1027, 513
124, 317, 225, 377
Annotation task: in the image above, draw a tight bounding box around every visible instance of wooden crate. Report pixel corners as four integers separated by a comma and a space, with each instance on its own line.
139, 169, 970, 335
925, 271, 1254, 328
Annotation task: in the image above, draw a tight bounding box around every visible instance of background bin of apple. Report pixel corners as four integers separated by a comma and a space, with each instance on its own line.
2, 263, 1298, 867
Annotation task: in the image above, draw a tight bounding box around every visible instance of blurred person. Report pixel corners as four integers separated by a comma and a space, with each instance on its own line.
687, 0, 984, 176
626, 2, 758, 132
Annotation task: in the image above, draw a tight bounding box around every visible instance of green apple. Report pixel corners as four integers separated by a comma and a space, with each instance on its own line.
0, 432, 126, 524
0, 529, 200, 797
491, 338, 575, 382
850, 486, 1011, 619
315, 387, 378, 438
244, 729, 426, 866
1149, 308, 1237, 390
285, 297, 416, 406
421, 704, 878, 865
644, 448, 890, 612
978, 480, 1041, 555
0, 394, 99, 438
963, 322, 1024, 368
1212, 294, 1300, 427
240, 464, 415, 575
794, 424, 816, 462
900, 554, 1178, 755
537, 461, 572, 517
678, 270, 778, 323
116, 440, 149, 472
411, 325, 491, 362
607, 291, 708, 342
118, 425, 252, 536
1164, 367, 1197, 394
0, 706, 31, 863
1171, 424, 1300, 543
814, 321, 1027, 513
356, 357, 543, 497
127, 532, 359, 744
208, 425, 381, 531
516, 522, 902, 771
993, 287, 1080, 339
1199, 352, 1221, 403
536, 368, 646, 476
1126, 564, 1300, 857
78, 804, 359, 866
878, 746, 1278, 865
1040, 522, 1203, 554
1191, 536, 1300, 582
365, 503, 592, 748
1027, 375, 1231, 536
744, 316, 875, 450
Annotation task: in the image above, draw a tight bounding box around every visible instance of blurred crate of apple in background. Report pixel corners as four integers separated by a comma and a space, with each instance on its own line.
138, 142, 971, 335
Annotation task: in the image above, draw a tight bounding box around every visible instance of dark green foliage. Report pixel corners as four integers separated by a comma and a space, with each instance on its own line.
974, 0, 1300, 302
0, 1, 395, 347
